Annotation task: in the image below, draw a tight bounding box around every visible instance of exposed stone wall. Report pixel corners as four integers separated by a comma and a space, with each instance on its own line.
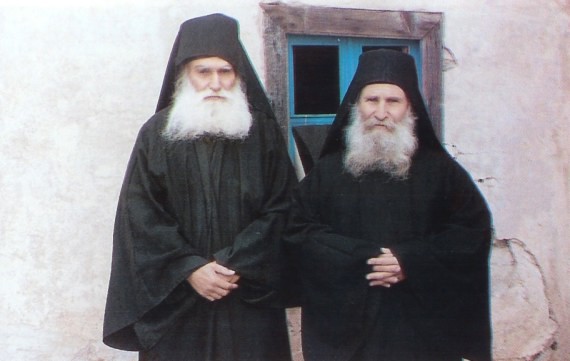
492, 239, 558, 361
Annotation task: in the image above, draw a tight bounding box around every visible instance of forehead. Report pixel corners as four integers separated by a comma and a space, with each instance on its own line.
359, 83, 406, 98
187, 56, 233, 69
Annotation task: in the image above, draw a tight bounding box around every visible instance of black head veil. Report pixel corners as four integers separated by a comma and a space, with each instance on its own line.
155, 13, 274, 118
320, 49, 444, 158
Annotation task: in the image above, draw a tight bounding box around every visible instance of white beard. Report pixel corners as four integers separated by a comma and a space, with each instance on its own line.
162, 75, 253, 141
343, 105, 418, 179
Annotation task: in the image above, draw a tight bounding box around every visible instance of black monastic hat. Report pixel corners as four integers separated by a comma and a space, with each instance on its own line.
155, 13, 274, 118
320, 49, 444, 158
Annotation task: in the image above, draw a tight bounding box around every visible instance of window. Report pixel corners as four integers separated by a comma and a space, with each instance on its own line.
292, 43, 340, 116
288, 35, 421, 128
261, 3, 443, 169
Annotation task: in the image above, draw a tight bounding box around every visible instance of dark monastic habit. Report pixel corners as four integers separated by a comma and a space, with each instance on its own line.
286, 50, 492, 361
103, 14, 296, 361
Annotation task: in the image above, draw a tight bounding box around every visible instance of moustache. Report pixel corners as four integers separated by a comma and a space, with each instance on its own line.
363, 116, 396, 132
200, 90, 233, 101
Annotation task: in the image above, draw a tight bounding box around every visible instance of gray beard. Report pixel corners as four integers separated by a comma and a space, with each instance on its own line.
343, 105, 418, 179
162, 75, 253, 141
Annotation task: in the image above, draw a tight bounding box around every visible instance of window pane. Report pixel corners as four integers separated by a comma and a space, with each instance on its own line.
293, 45, 339, 114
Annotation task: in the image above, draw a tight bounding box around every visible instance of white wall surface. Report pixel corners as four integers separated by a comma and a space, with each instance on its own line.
0, 0, 568, 360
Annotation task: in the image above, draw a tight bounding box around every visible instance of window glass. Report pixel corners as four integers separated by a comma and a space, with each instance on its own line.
292, 45, 340, 115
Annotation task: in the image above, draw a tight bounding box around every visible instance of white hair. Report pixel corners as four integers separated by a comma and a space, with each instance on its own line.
162, 73, 253, 141
343, 105, 418, 179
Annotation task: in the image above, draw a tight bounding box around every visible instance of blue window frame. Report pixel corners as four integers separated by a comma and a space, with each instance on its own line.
287, 35, 422, 156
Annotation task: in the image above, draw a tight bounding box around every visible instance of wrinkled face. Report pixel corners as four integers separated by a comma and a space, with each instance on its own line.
185, 57, 238, 99
356, 83, 411, 133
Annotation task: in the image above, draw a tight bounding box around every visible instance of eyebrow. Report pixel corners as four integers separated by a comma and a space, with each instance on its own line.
361, 94, 405, 100
193, 64, 233, 71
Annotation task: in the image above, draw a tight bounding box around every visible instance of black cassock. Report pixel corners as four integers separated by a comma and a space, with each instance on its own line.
286, 149, 492, 361
103, 108, 296, 361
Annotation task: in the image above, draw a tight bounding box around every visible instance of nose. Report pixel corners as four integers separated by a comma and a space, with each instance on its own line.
209, 73, 222, 92
373, 102, 388, 120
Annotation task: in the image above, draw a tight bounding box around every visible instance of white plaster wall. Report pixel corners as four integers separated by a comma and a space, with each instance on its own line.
0, 0, 568, 360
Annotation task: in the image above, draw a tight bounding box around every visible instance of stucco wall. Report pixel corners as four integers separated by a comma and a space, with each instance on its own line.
0, 0, 568, 360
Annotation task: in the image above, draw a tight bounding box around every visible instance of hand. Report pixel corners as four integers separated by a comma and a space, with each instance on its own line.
366, 248, 405, 288
187, 262, 240, 301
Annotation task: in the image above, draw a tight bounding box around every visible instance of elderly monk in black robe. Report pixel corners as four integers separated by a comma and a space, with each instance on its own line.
286, 49, 492, 361
103, 14, 296, 361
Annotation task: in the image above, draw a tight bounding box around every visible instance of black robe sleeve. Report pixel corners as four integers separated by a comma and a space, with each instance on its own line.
389, 158, 492, 361
212, 116, 298, 305
103, 120, 209, 350
284, 160, 384, 359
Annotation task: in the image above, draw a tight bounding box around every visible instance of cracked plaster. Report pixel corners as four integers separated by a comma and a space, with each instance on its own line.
491, 239, 558, 361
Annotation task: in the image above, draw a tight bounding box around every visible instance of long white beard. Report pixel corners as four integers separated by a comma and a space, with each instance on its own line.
343, 105, 418, 179
163, 75, 253, 141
